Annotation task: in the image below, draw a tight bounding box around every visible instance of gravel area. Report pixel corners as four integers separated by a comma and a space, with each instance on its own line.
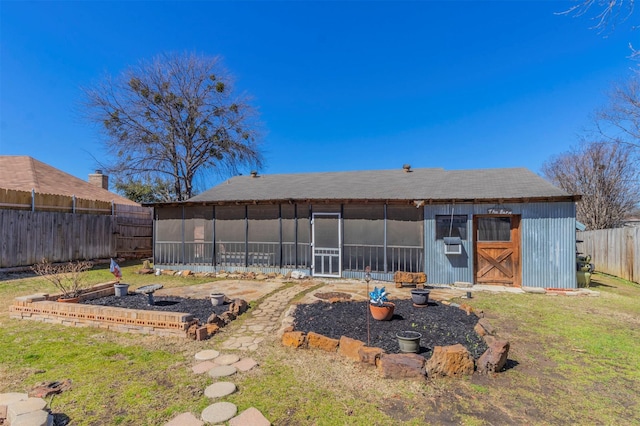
83, 294, 228, 323
292, 299, 487, 359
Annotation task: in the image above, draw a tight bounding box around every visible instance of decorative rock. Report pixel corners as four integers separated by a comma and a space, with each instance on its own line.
282, 331, 306, 348
206, 324, 220, 335
233, 358, 259, 372
194, 349, 220, 361
208, 365, 237, 378
215, 354, 241, 365
255, 273, 268, 281
477, 339, 510, 374
290, 270, 306, 279
204, 382, 237, 398
29, 379, 72, 398
394, 271, 427, 285
192, 361, 217, 374
459, 303, 474, 315
207, 314, 226, 327
221, 312, 237, 323
358, 346, 384, 365
164, 412, 204, 426
229, 407, 271, 426
475, 318, 495, 336
307, 332, 339, 352
201, 402, 237, 424
338, 336, 365, 361
425, 344, 475, 377
230, 299, 249, 316
377, 353, 426, 379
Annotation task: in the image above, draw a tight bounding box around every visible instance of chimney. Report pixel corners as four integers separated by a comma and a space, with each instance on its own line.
402, 164, 412, 173
88, 170, 109, 190
250, 171, 258, 178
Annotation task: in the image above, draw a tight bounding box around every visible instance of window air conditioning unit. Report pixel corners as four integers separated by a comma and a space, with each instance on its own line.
443, 237, 462, 255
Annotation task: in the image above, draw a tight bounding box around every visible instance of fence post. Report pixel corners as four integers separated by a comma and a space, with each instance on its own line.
72, 195, 76, 214
31, 188, 35, 212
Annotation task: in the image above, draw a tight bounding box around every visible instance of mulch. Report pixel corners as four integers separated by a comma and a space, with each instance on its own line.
82, 294, 229, 323
292, 299, 487, 359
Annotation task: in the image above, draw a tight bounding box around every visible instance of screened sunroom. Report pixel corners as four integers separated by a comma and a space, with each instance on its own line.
151, 167, 580, 287
154, 202, 424, 279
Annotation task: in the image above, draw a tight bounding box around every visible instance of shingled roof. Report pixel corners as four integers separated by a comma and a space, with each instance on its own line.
0, 156, 139, 206
186, 167, 577, 204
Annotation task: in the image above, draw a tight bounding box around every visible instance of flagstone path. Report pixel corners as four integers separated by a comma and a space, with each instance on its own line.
164, 280, 316, 425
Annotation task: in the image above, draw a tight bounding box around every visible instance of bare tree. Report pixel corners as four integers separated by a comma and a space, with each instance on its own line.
83, 52, 262, 201
596, 73, 640, 149
542, 141, 640, 229
557, 0, 636, 34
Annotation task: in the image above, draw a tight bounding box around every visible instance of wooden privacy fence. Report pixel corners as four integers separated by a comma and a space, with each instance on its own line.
0, 190, 153, 268
578, 227, 639, 284
0, 188, 113, 214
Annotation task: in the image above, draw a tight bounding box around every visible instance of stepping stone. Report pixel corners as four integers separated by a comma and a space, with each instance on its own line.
233, 358, 259, 372
201, 402, 237, 424
7, 397, 47, 422
164, 412, 204, 426
208, 365, 237, 378
204, 381, 237, 398
229, 407, 271, 426
215, 354, 240, 365
191, 361, 216, 374
194, 349, 220, 361
9, 409, 52, 426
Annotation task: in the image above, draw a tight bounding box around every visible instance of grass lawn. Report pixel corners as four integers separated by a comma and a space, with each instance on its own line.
1, 263, 639, 425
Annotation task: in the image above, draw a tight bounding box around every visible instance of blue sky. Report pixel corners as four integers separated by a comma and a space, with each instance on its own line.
1, 1, 637, 191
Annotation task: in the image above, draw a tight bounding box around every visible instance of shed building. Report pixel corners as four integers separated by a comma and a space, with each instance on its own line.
152, 167, 580, 289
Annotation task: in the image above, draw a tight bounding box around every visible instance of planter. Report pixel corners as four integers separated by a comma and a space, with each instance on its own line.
114, 283, 129, 297
210, 293, 225, 306
57, 297, 80, 303
396, 330, 422, 353
370, 302, 395, 321
410, 289, 430, 306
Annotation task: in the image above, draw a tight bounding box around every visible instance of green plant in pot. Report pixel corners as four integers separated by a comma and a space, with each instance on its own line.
31, 258, 93, 302
369, 286, 395, 321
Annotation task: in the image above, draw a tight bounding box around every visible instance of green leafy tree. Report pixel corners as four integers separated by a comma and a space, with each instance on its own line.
84, 52, 262, 201
113, 177, 175, 204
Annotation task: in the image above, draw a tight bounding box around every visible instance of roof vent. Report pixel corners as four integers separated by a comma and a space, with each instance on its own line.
403, 164, 412, 172
250, 171, 258, 178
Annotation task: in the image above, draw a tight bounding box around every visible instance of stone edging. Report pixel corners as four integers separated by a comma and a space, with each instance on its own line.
281, 301, 510, 379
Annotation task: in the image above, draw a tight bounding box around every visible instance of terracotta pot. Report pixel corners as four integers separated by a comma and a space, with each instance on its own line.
57, 297, 80, 303
369, 302, 395, 321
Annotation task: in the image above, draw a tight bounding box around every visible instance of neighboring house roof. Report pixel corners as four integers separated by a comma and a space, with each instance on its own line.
186, 167, 578, 204
0, 156, 139, 206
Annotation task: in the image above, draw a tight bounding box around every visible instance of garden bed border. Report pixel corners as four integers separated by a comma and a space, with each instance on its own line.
281, 300, 509, 379
9, 282, 194, 337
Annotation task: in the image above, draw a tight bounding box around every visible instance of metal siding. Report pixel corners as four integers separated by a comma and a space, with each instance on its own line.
422, 202, 576, 288
424, 204, 474, 285
520, 202, 576, 289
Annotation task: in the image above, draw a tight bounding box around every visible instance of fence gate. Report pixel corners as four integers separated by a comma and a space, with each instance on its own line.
312, 213, 341, 277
